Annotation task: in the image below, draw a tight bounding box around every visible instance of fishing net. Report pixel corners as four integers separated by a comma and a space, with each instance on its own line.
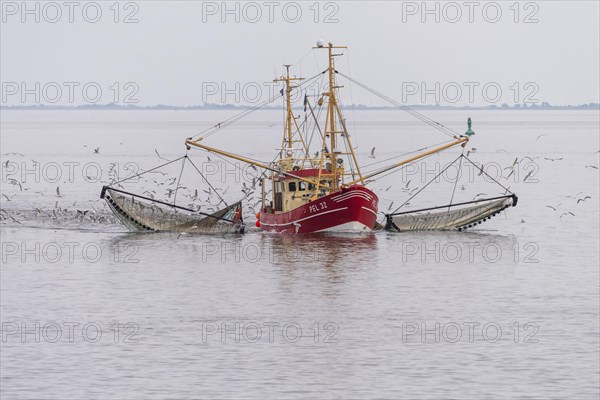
385, 194, 517, 232
100, 155, 245, 234
103, 188, 243, 234
384, 154, 518, 232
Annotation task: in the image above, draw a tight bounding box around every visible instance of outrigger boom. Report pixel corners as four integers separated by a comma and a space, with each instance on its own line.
345, 136, 469, 186
185, 135, 468, 189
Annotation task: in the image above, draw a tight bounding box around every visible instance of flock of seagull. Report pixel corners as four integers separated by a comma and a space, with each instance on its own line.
367, 143, 597, 220
0, 137, 598, 226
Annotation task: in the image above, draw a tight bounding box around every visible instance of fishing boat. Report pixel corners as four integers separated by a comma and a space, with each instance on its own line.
183, 41, 508, 234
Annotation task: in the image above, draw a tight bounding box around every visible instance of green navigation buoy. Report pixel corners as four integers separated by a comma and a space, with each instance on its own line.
465, 117, 475, 136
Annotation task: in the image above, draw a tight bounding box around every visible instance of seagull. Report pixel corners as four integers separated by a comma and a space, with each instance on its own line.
2, 194, 15, 201
559, 212, 575, 219
460, 184, 466, 191
8, 214, 21, 224
536, 134, 546, 141
544, 157, 563, 161
546, 203, 561, 211
94, 147, 100, 154
585, 165, 598, 169
523, 156, 539, 162
292, 221, 301, 234
577, 196, 591, 204
473, 193, 487, 200
8, 178, 22, 191
56, 187, 62, 197
523, 170, 534, 181
503, 157, 519, 171
369, 147, 376, 158
155, 149, 168, 161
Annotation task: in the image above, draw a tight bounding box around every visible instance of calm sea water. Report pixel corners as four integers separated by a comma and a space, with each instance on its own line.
1, 109, 599, 399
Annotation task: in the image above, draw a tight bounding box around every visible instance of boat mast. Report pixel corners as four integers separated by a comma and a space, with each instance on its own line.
313, 42, 364, 194
327, 44, 338, 190
273, 65, 305, 163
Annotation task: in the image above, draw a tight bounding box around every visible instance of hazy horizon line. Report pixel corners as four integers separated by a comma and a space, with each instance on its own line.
2, 102, 599, 111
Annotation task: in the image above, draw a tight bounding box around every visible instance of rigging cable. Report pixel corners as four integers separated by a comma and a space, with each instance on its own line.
191, 70, 327, 141
185, 155, 228, 206
172, 155, 187, 206
461, 155, 514, 194
389, 154, 463, 214
109, 156, 187, 186
336, 72, 458, 139
447, 151, 466, 211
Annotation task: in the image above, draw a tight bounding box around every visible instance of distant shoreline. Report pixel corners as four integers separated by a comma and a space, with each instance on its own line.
1, 103, 599, 111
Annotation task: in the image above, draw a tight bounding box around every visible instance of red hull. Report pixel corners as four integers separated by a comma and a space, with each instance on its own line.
259, 186, 378, 233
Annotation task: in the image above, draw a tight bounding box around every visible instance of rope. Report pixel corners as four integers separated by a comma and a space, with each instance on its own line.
337, 72, 458, 139
110, 156, 186, 186
191, 70, 326, 141
447, 152, 465, 211
185, 155, 228, 206
361, 139, 454, 170
389, 154, 463, 214
462, 155, 514, 194
172, 156, 187, 205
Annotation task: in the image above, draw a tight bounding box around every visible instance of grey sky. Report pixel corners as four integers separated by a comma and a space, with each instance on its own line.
1, 0, 599, 106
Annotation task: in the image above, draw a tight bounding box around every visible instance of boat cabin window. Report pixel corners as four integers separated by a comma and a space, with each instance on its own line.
299, 182, 307, 191
308, 183, 316, 190
288, 182, 297, 192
